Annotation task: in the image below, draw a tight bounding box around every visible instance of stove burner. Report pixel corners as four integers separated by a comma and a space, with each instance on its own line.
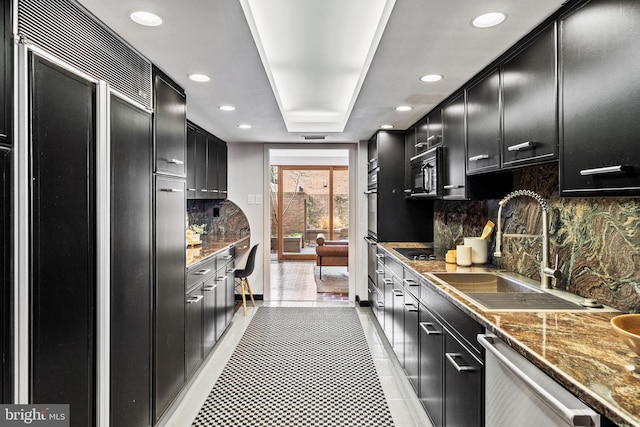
392, 247, 437, 261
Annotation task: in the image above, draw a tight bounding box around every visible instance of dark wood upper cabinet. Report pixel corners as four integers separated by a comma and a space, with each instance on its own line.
186, 121, 227, 200
154, 69, 186, 177
560, 0, 640, 196
415, 117, 429, 155
502, 24, 558, 168
441, 93, 467, 200
466, 69, 501, 174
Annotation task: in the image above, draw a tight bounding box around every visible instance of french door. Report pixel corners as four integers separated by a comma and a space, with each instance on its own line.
275, 166, 348, 261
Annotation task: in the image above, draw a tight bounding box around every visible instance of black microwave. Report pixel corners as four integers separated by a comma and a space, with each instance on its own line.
408, 146, 442, 198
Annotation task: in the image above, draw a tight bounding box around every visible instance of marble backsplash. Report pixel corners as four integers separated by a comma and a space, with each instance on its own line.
434, 163, 640, 313
187, 199, 250, 238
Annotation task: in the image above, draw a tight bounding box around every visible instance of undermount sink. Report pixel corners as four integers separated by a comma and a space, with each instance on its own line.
428, 272, 615, 312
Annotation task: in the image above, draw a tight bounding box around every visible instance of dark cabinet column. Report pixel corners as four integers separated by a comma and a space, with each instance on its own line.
0, 145, 11, 404
217, 139, 228, 198
154, 176, 186, 421
110, 95, 152, 427
206, 136, 219, 197
185, 286, 204, 378
30, 54, 96, 427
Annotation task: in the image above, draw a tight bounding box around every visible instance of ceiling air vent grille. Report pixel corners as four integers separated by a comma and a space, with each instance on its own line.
18, 0, 152, 109
303, 135, 326, 140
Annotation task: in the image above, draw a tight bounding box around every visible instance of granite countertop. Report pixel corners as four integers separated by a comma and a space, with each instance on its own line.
186, 234, 249, 269
379, 242, 640, 427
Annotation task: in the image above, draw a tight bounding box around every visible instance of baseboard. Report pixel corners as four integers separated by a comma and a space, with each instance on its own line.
356, 295, 370, 307
235, 294, 264, 301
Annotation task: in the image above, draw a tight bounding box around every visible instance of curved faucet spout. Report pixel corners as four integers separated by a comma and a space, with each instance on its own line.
493, 190, 558, 289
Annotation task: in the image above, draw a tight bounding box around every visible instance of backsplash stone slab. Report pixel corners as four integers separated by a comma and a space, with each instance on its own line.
434, 163, 640, 312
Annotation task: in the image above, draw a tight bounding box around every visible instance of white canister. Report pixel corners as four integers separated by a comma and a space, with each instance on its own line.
464, 237, 488, 264
456, 245, 472, 266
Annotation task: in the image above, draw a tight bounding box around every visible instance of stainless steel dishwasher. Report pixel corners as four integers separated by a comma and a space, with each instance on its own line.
478, 333, 600, 427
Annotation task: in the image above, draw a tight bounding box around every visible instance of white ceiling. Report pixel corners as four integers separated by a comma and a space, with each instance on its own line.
75, 0, 566, 144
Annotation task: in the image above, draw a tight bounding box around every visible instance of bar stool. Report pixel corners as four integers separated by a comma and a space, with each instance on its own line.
235, 243, 259, 316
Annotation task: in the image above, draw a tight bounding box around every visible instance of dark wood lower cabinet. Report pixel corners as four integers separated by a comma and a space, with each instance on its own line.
202, 276, 218, 355
185, 286, 204, 378
30, 54, 96, 427
419, 305, 444, 427
444, 332, 484, 427
110, 95, 152, 427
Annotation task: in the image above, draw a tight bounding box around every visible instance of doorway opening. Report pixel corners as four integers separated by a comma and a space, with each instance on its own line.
268, 149, 349, 302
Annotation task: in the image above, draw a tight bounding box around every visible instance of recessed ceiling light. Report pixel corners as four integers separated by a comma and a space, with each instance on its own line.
420, 74, 444, 83
188, 74, 211, 83
238, 124, 252, 129
380, 124, 394, 129
396, 106, 413, 112
219, 105, 236, 112
130, 11, 163, 27
472, 12, 507, 28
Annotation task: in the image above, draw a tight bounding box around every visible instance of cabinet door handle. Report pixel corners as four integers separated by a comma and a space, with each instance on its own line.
579, 165, 624, 176
194, 269, 211, 276
223, 255, 233, 260
427, 135, 440, 143
419, 322, 442, 335
160, 188, 183, 193
187, 295, 204, 304
367, 158, 377, 164
445, 352, 477, 372
364, 236, 377, 245
203, 285, 216, 292
403, 278, 419, 287
167, 158, 184, 165
377, 270, 386, 275
382, 278, 392, 285
403, 189, 412, 194
443, 184, 463, 190
364, 190, 377, 195
375, 253, 384, 259
186, 188, 196, 192
415, 141, 429, 148
227, 268, 235, 273
378, 302, 385, 308
404, 303, 418, 312
392, 288, 404, 296
507, 141, 536, 152
200, 189, 208, 192
469, 154, 489, 161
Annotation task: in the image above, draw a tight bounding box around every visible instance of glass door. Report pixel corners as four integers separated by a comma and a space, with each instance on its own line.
271, 166, 348, 261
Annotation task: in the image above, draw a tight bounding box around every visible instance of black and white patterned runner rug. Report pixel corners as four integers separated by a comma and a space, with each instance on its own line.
192, 307, 394, 426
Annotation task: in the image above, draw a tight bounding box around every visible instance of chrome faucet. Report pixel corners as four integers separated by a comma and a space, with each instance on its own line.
493, 190, 561, 289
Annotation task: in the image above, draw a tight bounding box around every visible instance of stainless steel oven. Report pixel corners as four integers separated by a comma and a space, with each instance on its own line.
365, 168, 378, 238
408, 146, 442, 198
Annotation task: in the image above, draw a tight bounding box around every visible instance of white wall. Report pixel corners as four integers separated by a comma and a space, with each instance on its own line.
227, 142, 367, 302
227, 143, 266, 294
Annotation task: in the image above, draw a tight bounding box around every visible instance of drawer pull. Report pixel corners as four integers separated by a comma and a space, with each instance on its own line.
579, 165, 624, 176
166, 158, 184, 165
419, 322, 442, 336
227, 268, 235, 273
404, 303, 418, 312
194, 269, 211, 276
445, 352, 477, 372
160, 188, 183, 193
222, 255, 233, 260
507, 141, 536, 152
392, 289, 404, 296
415, 141, 428, 148
443, 184, 464, 190
469, 154, 489, 161
383, 278, 393, 285
187, 295, 203, 304
376, 269, 385, 275
203, 285, 216, 292
378, 302, 385, 308
403, 278, 419, 287
375, 254, 384, 259
186, 188, 196, 192
200, 189, 208, 192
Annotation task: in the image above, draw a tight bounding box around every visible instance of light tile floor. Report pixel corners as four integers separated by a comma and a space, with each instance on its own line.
160, 301, 433, 427
270, 261, 349, 302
